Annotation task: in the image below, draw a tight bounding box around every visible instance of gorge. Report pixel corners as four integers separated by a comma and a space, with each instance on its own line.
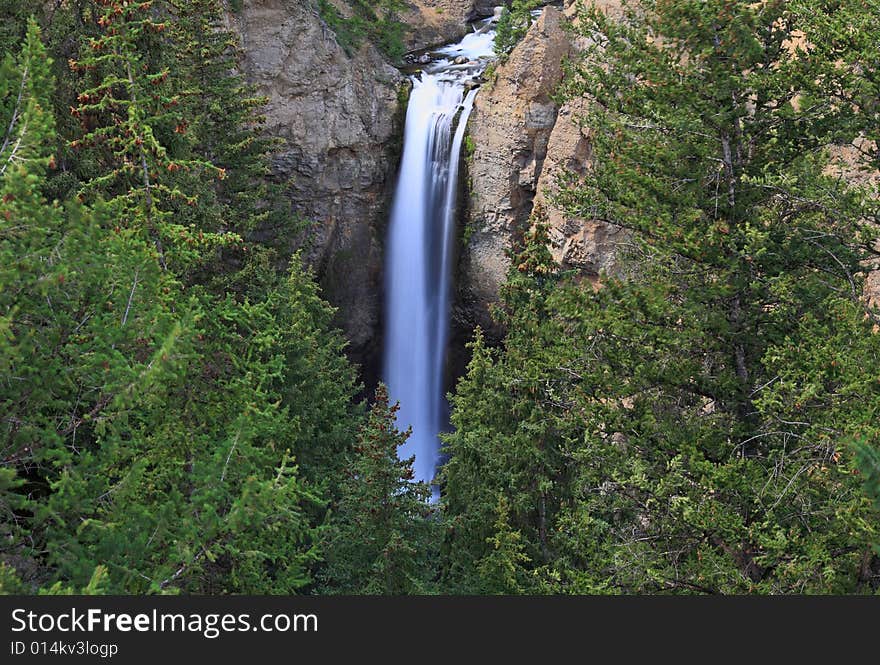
229, 2, 597, 422
229, 1, 591, 486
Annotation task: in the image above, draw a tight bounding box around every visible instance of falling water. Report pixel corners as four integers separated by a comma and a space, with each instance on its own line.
383, 20, 498, 497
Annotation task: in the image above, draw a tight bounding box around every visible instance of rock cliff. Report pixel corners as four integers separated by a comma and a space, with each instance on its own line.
228, 0, 404, 377
228, 0, 875, 388
402, 1, 474, 51
457, 0, 875, 342
402, 2, 562, 52
456, 5, 573, 338
456, 1, 625, 339
226, 0, 633, 376
535, 95, 624, 282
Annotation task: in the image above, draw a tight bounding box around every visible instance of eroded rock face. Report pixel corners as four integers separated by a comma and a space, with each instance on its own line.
228, 0, 622, 378
457, 6, 573, 338
534, 97, 623, 281
825, 144, 880, 319
867, 271, 880, 310
459, 0, 874, 341
228, 0, 404, 375
402, 0, 475, 51
531, 0, 627, 284
456, 0, 628, 338
402, 2, 561, 52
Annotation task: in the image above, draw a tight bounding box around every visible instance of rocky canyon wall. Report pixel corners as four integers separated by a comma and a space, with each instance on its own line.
401, 1, 474, 51
457, 6, 571, 338
224, 1, 522, 378
226, 0, 625, 378
457, 0, 876, 345
228, 0, 405, 378
226, 0, 578, 379
401, 2, 562, 53
228, 0, 875, 387
456, 1, 623, 341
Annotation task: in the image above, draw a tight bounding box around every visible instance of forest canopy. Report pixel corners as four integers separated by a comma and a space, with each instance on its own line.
1, 0, 879, 595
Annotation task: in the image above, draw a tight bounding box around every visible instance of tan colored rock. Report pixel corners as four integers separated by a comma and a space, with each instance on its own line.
534, 96, 623, 279
458, 6, 573, 336
401, 0, 475, 51
401, 2, 566, 52
867, 270, 880, 310
825, 141, 880, 314
458, 0, 877, 346
228, 0, 405, 368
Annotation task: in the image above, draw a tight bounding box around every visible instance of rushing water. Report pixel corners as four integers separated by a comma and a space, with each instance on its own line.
383, 20, 498, 497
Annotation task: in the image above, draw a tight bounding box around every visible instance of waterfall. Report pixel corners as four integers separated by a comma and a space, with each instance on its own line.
383, 22, 497, 498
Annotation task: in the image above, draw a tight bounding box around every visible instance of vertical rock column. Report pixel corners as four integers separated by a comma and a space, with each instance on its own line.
456, 6, 573, 339
534, 95, 624, 284
456, 1, 627, 344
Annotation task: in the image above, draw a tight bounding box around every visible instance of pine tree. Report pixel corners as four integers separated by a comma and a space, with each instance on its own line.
494, 0, 543, 58
1, 10, 364, 594
320, 384, 438, 594
476, 495, 531, 594
547, 0, 880, 593
796, 0, 880, 172
0, 0, 29, 58
1, 19, 184, 591
1, 18, 55, 180
165, 0, 292, 249
440, 220, 576, 593
69, 0, 234, 274
855, 441, 880, 516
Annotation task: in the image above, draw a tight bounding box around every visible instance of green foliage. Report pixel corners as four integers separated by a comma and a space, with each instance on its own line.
69, 1, 235, 275
796, 0, 880, 174
0, 0, 29, 57
441, 0, 880, 594
4, 0, 880, 597
1, 563, 110, 595
38, 566, 112, 595
494, 0, 542, 58
476, 495, 531, 594
854, 440, 880, 514
1, 8, 363, 595
316, 0, 408, 62
1, 18, 55, 178
441, 218, 572, 594
163, 0, 296, 286
319, 385, 439, 594
0, 563, 27, 594
463, 134, 475, 160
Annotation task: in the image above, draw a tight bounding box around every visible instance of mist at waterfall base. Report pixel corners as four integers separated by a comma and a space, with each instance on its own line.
383, 22, 497, 501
